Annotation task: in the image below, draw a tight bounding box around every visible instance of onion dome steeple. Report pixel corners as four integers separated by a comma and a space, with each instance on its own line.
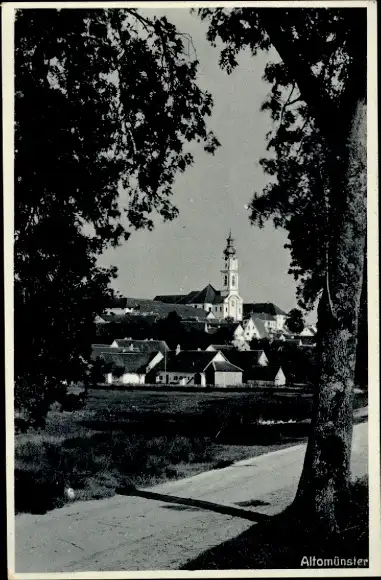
223, 230, 236, 258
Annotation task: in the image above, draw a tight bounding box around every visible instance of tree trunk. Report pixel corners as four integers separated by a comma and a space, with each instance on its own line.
293, 98, 367, 534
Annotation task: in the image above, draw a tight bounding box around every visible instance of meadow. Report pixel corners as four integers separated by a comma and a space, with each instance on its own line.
15, 387, 368, 515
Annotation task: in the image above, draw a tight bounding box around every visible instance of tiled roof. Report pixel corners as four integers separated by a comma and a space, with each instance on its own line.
244, 303, 287, 317
153, 295, 185, 304
188, 284, 221, 304
251, 317, 269, 339
112, 339, 170, 354
162, 284, 222, 306
253, 312, 276, 322
91, 345, 121, 360
100, 352, 151, 373
212, 361, 243, 373
223, 350, 267, 370
156, 351, 218, 373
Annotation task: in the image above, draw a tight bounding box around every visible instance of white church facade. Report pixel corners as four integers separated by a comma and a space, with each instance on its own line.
154, 233, 244, 322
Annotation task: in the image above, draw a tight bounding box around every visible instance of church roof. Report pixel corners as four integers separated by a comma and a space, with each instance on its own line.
157, 284, 223, 306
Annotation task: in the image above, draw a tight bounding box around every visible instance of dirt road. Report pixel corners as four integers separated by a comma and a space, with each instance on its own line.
14, 421, 368, 573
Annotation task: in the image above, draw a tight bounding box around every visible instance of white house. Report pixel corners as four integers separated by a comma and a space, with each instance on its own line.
243, 303, 288, 331
300, 325, 318, 337
100, 352, 150, 385
242, 316, 269, 341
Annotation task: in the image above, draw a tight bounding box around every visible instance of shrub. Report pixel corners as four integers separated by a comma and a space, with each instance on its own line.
15, 430, 213, 514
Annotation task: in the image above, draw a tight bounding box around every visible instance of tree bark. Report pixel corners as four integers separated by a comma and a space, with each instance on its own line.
292, 97, 367, 534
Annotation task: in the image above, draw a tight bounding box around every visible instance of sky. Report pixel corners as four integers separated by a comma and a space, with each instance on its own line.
98, 8, 313, 319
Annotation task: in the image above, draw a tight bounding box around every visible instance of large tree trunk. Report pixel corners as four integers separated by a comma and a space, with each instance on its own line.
293, 98, 367, 534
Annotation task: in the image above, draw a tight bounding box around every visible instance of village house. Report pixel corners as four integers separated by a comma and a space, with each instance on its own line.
98, 351, 164, 385
300, 325, 318, 337
243, 303, 288, 331
154, 349, 243, 387
242, 316, 269, 341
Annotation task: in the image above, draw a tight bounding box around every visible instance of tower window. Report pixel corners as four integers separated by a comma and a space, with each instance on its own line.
232, 276, 235, 287
224, 275, 228, 286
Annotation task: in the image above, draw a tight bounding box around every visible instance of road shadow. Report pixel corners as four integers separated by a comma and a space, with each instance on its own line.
181, 478, 369, 570
116, 486, 272, 524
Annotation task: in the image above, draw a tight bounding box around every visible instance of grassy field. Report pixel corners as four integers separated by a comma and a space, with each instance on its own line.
15, 388, 368, 515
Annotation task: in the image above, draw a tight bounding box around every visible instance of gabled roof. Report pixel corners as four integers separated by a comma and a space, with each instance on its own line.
253, 312, 276, 322
212, 361, 243, 373
223, 350, 268, 370
184, 284, 222, 305
99, 352, 151, 373
251, 316, 269, 339
155, 351, 222, 373
243, 303, 287, 317
111, 339, 170, 354
156, 284, 223, 306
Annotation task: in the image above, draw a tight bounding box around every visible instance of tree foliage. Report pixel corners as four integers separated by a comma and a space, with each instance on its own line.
198, 7, 367, 534
287, 308, 305, 334
15, 8, 219, 428
198, 7, 366, 311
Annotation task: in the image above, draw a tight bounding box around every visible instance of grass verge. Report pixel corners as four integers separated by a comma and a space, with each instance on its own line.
15, 388, 368, 515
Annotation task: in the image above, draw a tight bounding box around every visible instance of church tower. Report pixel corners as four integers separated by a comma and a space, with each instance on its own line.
221, 231, 239, 297
220, 232, 243, 321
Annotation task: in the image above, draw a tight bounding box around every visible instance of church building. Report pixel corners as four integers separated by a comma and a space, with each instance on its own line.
154, 233, 244, 322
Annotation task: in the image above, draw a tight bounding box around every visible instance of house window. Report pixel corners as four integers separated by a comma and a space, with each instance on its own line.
209, 307, 212, 312
220, 306, 222, 312
174, 376, 178, 380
